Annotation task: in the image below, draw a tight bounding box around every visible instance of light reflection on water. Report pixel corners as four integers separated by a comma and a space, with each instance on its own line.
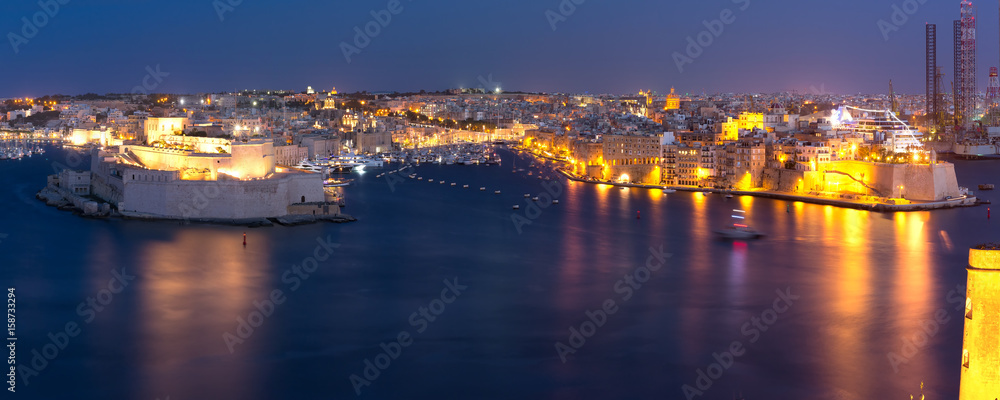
2, 148, 992, 399
138, 231, 268, 399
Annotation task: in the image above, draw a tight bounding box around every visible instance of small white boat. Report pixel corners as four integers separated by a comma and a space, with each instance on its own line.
524, 194, 531, 198
451, 183, 457, 186
725, 194, 734, 199
440, 181, 445, 184
418, 177, 423, 180
428, 179, 435, 183
463, 185, 469, 188
532, 197, 539, 201
513, 205, 520, 210
480, 187, 486, 191
495, 190, 501, 194
662, 189, 676, 194
552, 200, 559, 204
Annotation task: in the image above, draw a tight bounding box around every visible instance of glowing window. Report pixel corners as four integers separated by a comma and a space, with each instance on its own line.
966, 298, 972, 320
962, 349, 970, 368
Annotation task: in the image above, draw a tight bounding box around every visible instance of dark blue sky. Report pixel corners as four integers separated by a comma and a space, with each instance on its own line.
0, 0, 995, 97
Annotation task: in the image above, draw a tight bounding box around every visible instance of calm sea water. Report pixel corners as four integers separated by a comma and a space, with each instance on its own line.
1, 145, 997, 400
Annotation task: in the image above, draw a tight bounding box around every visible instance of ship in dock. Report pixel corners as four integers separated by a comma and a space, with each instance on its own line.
953, 133, 1000, 159
831, 106, 923, 153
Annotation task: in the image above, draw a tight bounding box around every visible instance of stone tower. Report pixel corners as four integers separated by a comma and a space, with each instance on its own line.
959, 244, 1000, 399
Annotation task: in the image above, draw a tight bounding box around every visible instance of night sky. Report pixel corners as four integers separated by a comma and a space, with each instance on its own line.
0, 0, 996, 96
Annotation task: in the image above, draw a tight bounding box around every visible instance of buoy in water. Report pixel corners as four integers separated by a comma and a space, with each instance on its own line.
637, 211, 641, 219
243, 233, 247, 246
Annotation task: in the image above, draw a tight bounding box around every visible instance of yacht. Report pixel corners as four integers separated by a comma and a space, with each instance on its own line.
324, 178, 353, 187
292, 161, 324, 174
326, 152, 384, 168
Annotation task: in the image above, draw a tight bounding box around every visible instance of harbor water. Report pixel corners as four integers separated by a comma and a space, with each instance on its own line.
1, 145, 997, 399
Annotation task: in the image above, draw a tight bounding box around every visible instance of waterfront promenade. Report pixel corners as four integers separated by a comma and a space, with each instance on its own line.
508, 146, 980, 212
552, 168, 978, 212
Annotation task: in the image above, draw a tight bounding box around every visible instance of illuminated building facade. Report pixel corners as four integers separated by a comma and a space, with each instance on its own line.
673, 144, 714, 187
144, 117, 188, 144
737, 112, 765, 131
274, 144, 308, 165
601, 134, 662, 184
794, 142, 832, 172
661, 144, 678, 185
357, 129, 393, 154
718, 139, 765, 189
84, 138, 327, 220
573, 140, 605, 179
720, 118, 739, 142
718, 112, 766, 142
664, 88, 680, 110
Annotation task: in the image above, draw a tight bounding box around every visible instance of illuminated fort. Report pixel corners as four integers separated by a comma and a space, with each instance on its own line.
959, 245, 1000, 399
55, 117, 335, 221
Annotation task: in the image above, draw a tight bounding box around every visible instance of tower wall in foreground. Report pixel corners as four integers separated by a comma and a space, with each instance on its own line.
959, 246, 1000, 399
